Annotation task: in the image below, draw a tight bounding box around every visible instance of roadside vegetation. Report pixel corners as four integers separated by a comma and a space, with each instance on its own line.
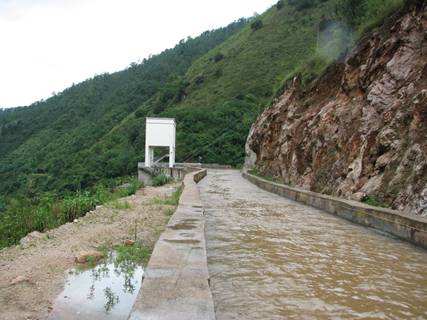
153, 186, 183, 206
0, 177, 142, 249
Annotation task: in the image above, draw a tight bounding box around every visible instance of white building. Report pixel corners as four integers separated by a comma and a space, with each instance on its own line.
145, 117, 176, 168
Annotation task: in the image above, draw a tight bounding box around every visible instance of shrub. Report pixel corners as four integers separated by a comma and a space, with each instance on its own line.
213, 52, 225, 62
194, 74, 204, 85
250, 20, 263, 31
289, 0, 315, 11
276, 0, 284, 10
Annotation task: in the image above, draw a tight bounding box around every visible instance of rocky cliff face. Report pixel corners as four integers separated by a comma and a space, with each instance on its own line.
246, 3, 427, 215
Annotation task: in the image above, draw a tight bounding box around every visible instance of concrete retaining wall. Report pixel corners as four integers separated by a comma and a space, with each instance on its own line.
129, 169, 215, 320
242, 171, 427, 249
137, 163, 195, 186
201, 164, 233, 169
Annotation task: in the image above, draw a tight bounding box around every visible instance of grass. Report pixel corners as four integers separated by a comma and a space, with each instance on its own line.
152, 174, 174, 187
248, 168, 282, 184
76, 242, 151, 271
111, 200, 131, 210
361, 195, 387, 208
153, 186, 183, 206
163, 207, 175, 216
0, 177, 142, 249
113, 243, 151, 265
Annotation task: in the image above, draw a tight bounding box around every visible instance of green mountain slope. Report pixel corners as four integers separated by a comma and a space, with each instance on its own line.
0, 0, 404, 202
0, 19, 248, 195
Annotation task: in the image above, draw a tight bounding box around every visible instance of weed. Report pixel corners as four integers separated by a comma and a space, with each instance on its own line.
163, 207, 175, 216
152, 174, 174, 187
111, 201, 131, 210
113, 243, 151, 265
153, 186, 183, 206
361, 195, 387, 208
248, 168, 284, 184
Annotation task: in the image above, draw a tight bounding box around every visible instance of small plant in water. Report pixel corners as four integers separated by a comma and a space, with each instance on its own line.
104, 286, 120, 313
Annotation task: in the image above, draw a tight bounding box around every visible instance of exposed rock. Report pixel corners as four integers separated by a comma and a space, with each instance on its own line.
20, 231, 46, 248
11, 275, 30, 285
74, 251, 104, 264
124, 239, 135, 246
246, 3, 427, 215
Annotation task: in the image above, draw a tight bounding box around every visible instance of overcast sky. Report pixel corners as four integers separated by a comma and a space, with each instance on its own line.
0, 0, 276, 109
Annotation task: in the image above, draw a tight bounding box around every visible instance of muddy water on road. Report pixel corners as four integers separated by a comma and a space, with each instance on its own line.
200, 170, 427, 320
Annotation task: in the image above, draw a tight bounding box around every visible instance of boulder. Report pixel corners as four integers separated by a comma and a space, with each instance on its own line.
74, 251, 104, 264
20, 231, 45, 248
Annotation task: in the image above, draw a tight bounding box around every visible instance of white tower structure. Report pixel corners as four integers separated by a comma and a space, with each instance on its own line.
145, 118, 176, 168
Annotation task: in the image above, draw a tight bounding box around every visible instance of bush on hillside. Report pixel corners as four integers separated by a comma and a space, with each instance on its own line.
288, 0, 316, 11
250, 20, 263, 31
213, 52, 225, 62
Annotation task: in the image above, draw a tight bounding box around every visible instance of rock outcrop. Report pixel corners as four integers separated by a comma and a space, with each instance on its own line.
246, 3, 427, 215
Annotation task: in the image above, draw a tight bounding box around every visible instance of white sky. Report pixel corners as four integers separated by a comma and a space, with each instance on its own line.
0, 0, 276, 109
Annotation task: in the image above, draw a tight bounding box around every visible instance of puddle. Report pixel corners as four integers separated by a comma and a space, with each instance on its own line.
49, 252, 144, 320
169, 223, 196, 230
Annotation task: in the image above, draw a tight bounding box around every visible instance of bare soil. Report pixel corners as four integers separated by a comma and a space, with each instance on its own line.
0, 184, 178, 320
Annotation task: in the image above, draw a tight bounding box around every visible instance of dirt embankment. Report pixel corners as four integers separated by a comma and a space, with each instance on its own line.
246, 3, 427, 215
0, 184, 178, 320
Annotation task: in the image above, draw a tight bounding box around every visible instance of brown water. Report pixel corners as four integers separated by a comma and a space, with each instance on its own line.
200, 170, 427, 320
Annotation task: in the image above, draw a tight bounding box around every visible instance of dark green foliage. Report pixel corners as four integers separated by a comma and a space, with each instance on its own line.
276, 0, 285, 10
213, 52, 225, 62
295, 0, 316, 11
250, 20, 263, 31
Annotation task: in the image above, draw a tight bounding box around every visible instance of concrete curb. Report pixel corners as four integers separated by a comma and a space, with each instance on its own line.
242, 171, 427, 249
129, 169, 215, 320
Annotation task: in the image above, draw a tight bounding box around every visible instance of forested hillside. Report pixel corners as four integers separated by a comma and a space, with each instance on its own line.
0, 0, 405, 246
0, 19, 248, 195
